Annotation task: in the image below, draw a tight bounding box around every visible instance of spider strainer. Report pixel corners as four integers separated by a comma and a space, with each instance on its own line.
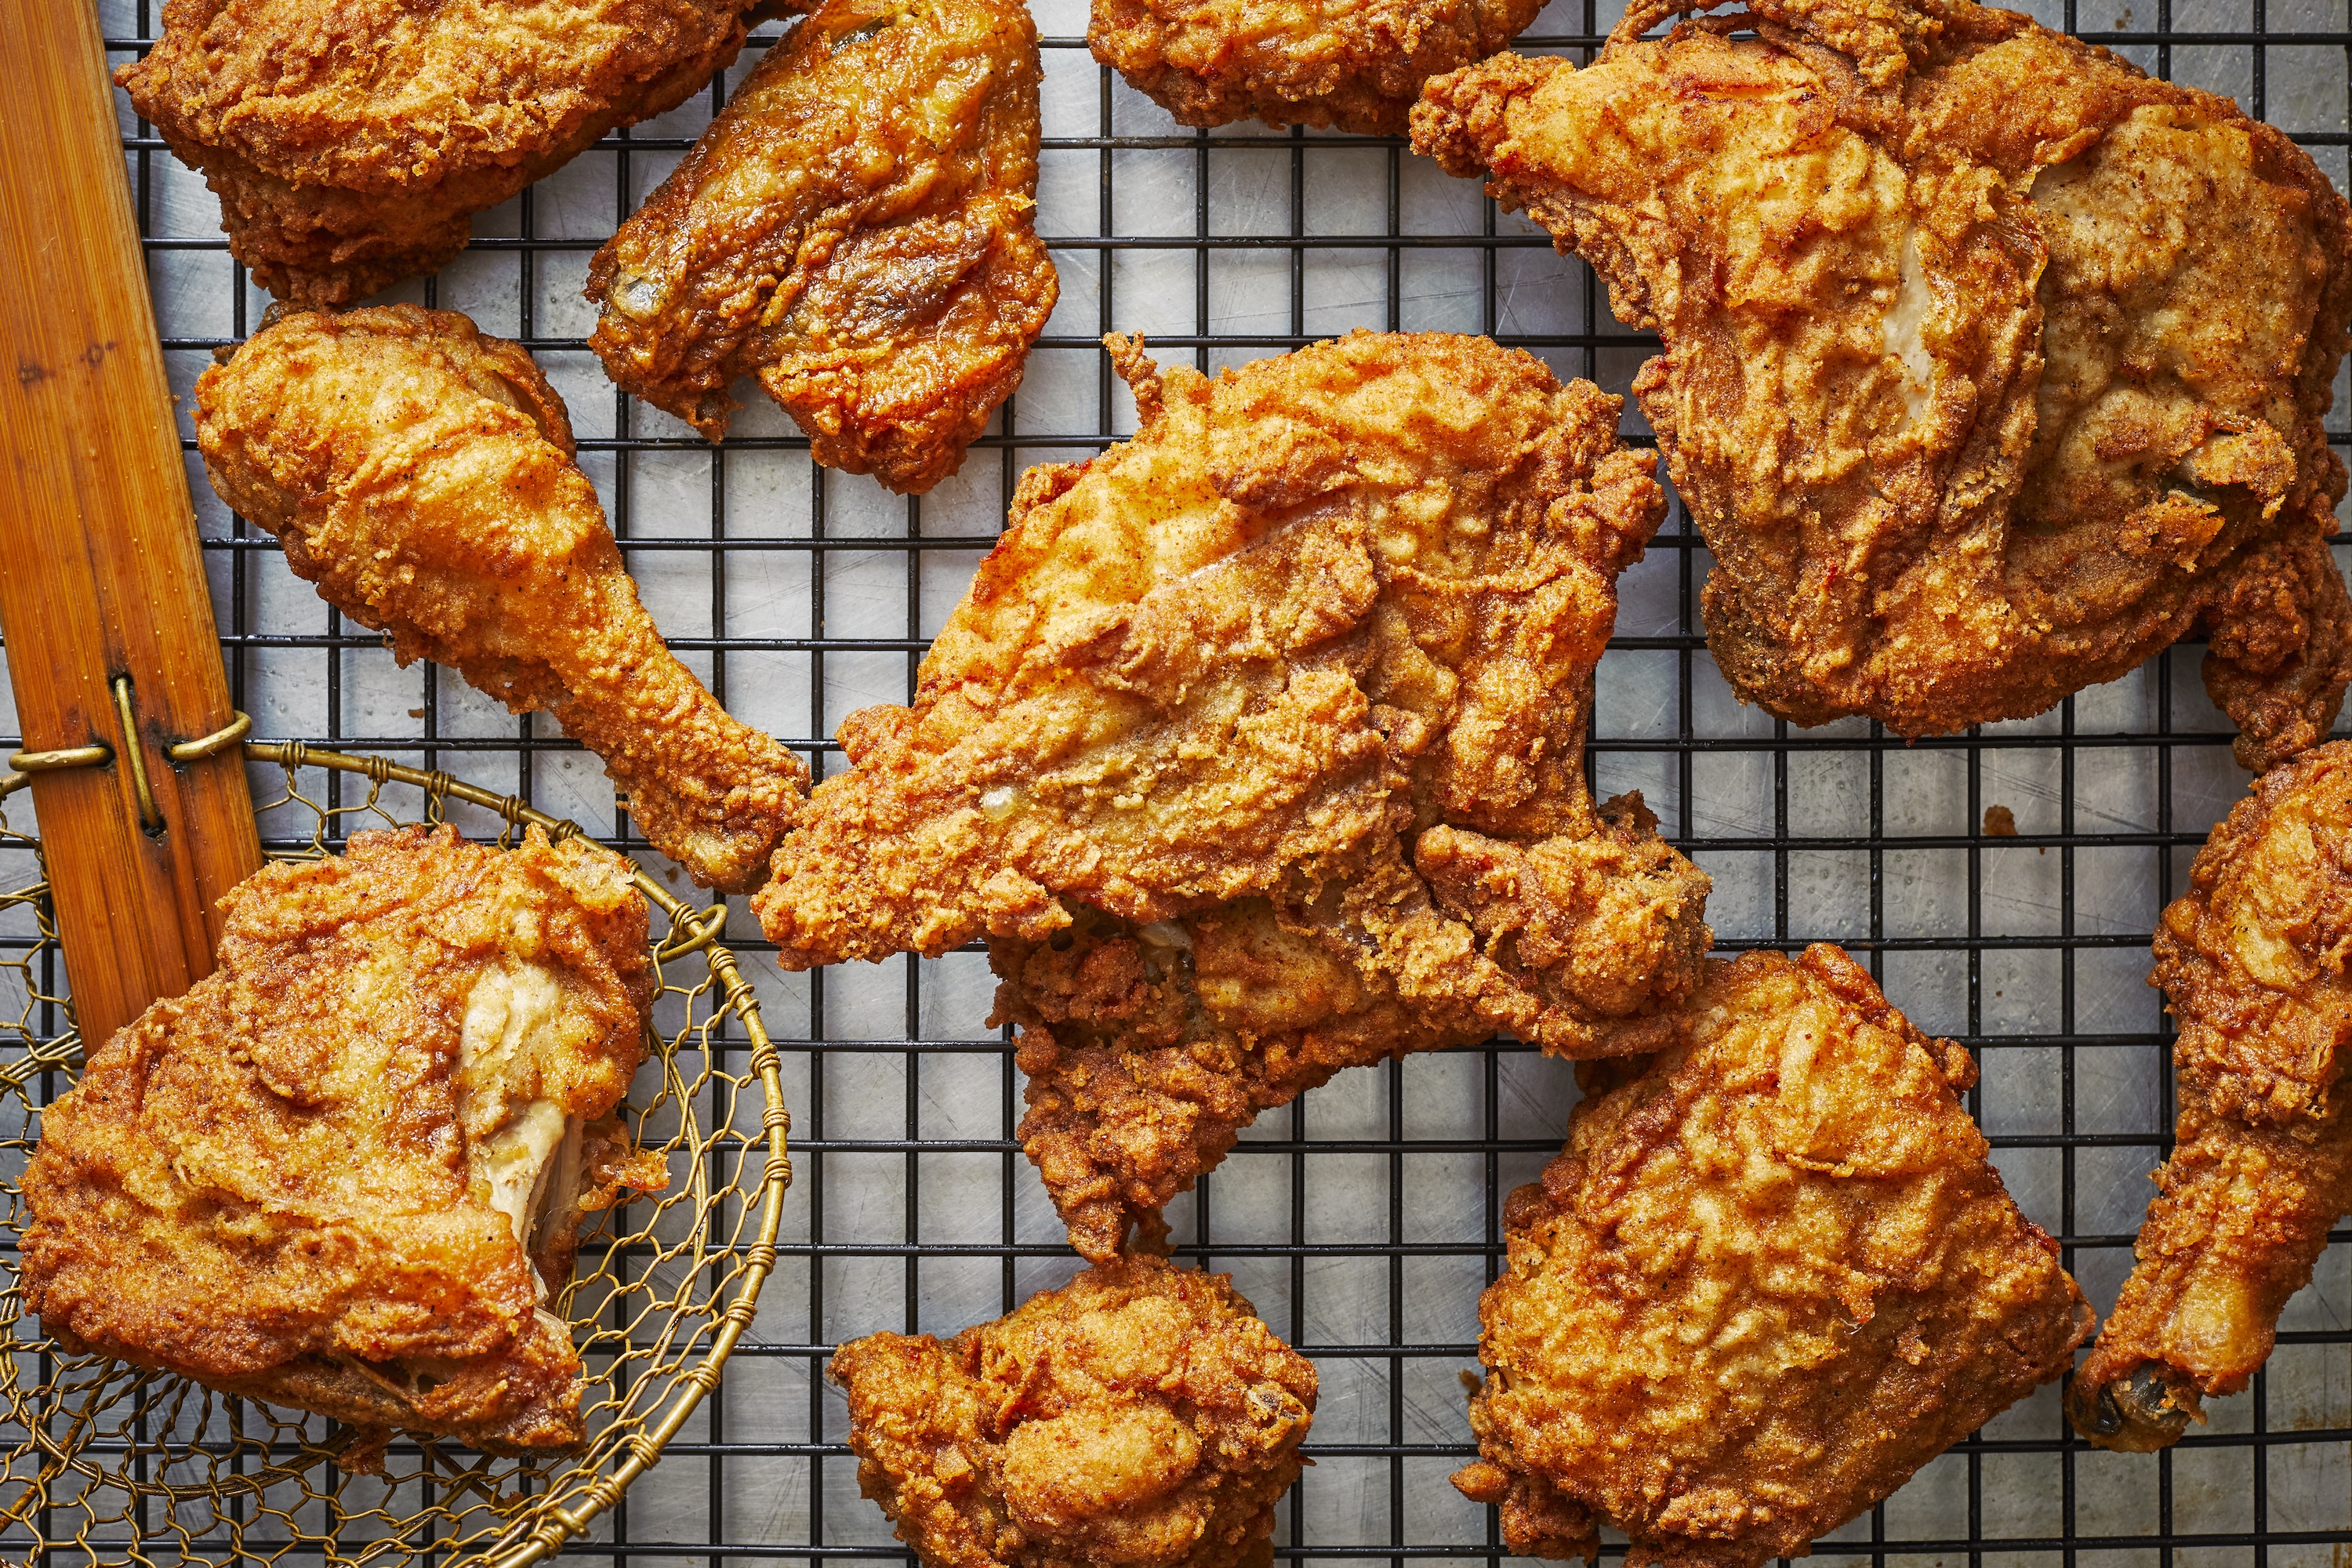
0, 741, 791, 1567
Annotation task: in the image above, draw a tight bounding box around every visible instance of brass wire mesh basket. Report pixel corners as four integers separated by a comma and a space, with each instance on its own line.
0, 742, 792, 1568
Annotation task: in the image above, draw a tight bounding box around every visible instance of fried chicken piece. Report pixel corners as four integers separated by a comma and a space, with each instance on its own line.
1453, 946, 2094, 1568
18, 825, 667, 1463
2068, 740, 2352, 1451
194, 304, 804, 893
115, 0, 766, 307
1004, 791, 1711, 1258
586, 0, 1056, 493
1412, 0, 2352, 771
1091, 0, 1542, 135
831, 1256, 1316, 1568
753, 331, 1711, 1257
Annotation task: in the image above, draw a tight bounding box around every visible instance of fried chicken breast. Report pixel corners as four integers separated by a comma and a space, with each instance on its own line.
194, 304, 805, 893
753, 331, 1711, 1258
1412, 0, 2352, 771
116, 0, 766, 306
832, 1256, 1316, 1568
18, 825, 666, 1463
586, 0, 1056, 493
1092, 0, 1543, 135
2069, 740, 2352, 1451
1453, 946, 2094, 1568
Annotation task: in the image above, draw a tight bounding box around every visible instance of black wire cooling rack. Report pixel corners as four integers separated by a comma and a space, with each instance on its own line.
5, 0, 2349, 1559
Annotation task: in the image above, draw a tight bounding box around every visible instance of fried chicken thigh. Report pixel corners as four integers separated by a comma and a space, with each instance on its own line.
2069, 740, 2352, 1451
19, 826, 666, 1462
117, 0, 765, 306
832, 1256, 1316, 1568
1413, 0, 2352, 770
1454, 946, 2093, 1568
587, 0, 1056, 493
194, 305, 804, 893
753, 331, 1711, 1258
1092, 0, 1543, 135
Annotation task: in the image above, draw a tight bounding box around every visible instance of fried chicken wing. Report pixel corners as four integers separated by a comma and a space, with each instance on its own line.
752, 330, 1711, 1258
831, 1256, 1316, 1568
2068, 740, 2352, 1451
1453, 946, 2094, 1568
18, 825, 666, 1463
586, 0, 1056, 493
1411, 0, 2352, 771
1091, 0, 1543, 135
116, 0, 766, 307
194, 304, 804, 893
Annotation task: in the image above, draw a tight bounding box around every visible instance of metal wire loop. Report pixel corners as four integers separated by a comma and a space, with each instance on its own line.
0, 695, 252, 837
5, 740, 111, 774
165, 710, 252, 763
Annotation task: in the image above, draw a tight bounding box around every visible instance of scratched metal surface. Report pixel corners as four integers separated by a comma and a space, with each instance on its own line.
5, 0, 2351, 1559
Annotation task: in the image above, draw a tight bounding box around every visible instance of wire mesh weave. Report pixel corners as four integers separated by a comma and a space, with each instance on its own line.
0, 745, 792, 1567
5, 0, 2349, 1561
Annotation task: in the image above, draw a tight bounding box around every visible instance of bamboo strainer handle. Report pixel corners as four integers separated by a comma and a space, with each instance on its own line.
0, 2, 263, 1047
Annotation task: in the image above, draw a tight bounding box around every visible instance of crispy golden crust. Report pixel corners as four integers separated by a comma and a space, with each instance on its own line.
750, 330, 1709, 1257
1001, 793, 1711, 1258
831, 1258, 1316, 1568
1454, 946, 2093, 1568
2068, 741, 2352, 1451
115, 0, 762, 305
1091, 0, 1543, 135
586, 0, 1056, 492
193, 305, 805, 892
1411, 0, 2352, 770
18, 826, 662, 1459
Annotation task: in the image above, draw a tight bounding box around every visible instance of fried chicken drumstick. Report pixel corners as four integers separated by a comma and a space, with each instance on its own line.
754, 331, 1711, 1258
1092, 0, 1544, 135
2069, 740, 2352, 1451
1412, 0, 2352, 771
1455, 946, 2093, 1568
194, 305, 804, 893
833, 1256, 1316, 1568
20, 826, 667, 1464
117, 0, 767, 306
588, 0, 1056, 493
